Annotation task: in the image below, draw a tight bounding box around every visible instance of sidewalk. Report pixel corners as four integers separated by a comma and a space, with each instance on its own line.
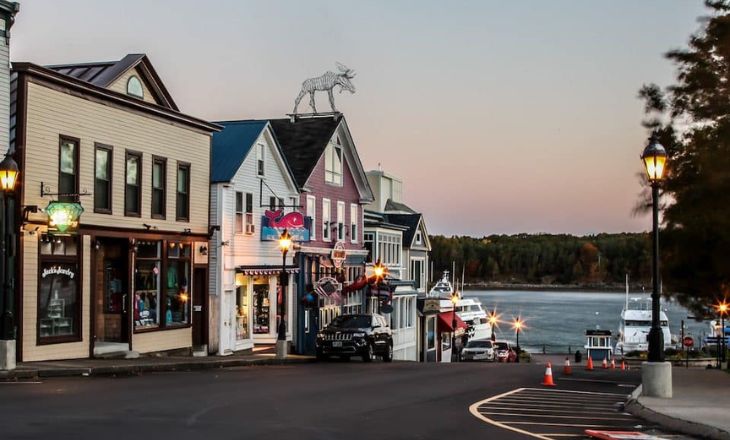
627, 367, 730, 440
0, 352, 315, 381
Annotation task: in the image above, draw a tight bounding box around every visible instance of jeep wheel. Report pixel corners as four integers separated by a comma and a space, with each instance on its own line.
382, 343, 393, 363
362, 344, 373, 362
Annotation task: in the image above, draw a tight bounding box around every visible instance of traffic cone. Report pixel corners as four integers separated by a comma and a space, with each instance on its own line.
610, 358, 616, 369
602, 357, 608, 369
621, 359, 626, 371
563, 357, 572, 375
542, 362, 556, 387
586, 356, 594, 371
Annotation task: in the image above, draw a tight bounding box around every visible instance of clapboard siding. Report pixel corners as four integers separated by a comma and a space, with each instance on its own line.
133, 327, 192, 354
22, 81, 210, 233
107, 67, 159, 106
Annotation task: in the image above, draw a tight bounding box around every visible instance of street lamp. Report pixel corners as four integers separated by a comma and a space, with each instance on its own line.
715, 300, 728, 369
488, 310, 499, 342
513, 317, 523, 363
0, 153, 19, 371
451, 293, 459, 361
640, 132, 672, 398
276, 229, 292, 359
371, 260, 387, 313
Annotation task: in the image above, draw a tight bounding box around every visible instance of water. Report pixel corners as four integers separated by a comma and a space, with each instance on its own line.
464, 290, 710, 353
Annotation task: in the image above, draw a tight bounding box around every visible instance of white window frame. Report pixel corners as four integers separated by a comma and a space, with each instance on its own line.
350, 203, 358, 243
306, 195, 316, 240
324, 139, 343, 186
415, 230, 422, 245
245, 192, 254, 235
256, 143, 265, 177
235, 191, 244, 234
336, 201, 345, 242
322, 198, 331, 241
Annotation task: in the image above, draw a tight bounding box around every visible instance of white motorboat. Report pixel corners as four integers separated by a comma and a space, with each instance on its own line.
455, 297, 493, 340
428, 271, 454, 298
615, 296, 673, 355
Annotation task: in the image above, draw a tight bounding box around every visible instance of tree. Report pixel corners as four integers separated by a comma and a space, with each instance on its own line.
639, 1, 730, 314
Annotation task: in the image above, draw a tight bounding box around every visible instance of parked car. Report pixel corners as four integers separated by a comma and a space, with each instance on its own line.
316, 313, 393, 362
494, 340, 517, 362
461, 339, 495, 362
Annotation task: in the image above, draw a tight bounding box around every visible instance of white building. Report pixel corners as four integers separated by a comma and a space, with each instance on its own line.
209, 121, 301, 355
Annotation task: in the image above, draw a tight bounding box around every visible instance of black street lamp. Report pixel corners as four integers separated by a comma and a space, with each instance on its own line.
451, 293, 458, 362
0, 153, 18, 370
715, 300, 728, 369
513, 317, 523, 363
641, 133, 668, 363
488, 310, 498, 342
276, 229, 292, 359
372, 260, 386, 314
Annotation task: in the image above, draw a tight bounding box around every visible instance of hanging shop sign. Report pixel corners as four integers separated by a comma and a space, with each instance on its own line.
331, 241, 346, 268
261, 210, 311, 241
315, 276, 342, 300
45, 201, 84, 233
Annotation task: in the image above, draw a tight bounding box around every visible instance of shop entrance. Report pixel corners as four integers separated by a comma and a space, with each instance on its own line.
93, 238, 130, 355
192, 267, 208, 350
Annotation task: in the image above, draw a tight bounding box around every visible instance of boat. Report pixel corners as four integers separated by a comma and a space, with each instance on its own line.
428, 271, 454, 298
455, 297, 493, 340
615, 296, 674, 355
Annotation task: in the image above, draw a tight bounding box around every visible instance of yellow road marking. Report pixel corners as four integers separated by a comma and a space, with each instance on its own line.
469, 388, 553, 440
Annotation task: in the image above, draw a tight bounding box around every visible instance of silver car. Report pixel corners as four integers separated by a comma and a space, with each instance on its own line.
461, 339, 495, 362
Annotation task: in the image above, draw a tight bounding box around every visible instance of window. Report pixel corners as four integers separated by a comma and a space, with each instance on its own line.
166, 242, 191, 327
134, 241, 161, 330
324, 138, 343, 185
378, 232, 401, 265
235, 282, 250, 341
322, 199, 331, 241
290, 197, 298, 212
125, 151, 141, 216
94, 144, 112, 213
415, 230, 422, 245
176, 163, 190, 221
59, 136, 79, 203
411, 259, 424, 290
235, 192, 244, 234
38, 235, 80, 343
427, 317, 436, 350
269, 196, 276, 211
306, 196, 316, 239
257, 143, 265, 176
364, 232, 374, 262
342, 291, 362, 315
245, 193, 254, 234
336, 201, 345, 241
350, 204, 358, 243
253, 277, 270, 334
151, 156, 166, 219
127, 75, 144, 98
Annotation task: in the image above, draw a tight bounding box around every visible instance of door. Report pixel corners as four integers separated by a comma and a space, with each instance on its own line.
192, 267, 207, 348
94, 239, 129, 344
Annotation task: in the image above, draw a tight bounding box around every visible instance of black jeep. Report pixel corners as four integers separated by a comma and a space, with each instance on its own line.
315, 314, 393, 362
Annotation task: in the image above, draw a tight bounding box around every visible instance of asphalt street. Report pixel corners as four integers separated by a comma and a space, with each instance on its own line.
0, 358, 686, 440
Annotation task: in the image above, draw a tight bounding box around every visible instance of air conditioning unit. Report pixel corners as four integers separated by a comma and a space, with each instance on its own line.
245, 224, 255, 235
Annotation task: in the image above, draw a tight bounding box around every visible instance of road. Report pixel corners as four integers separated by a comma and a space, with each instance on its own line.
0, 358, 686, 440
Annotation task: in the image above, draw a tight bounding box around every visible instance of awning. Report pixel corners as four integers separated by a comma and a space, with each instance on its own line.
237, 265, 299, 276
437, 311, 468, 333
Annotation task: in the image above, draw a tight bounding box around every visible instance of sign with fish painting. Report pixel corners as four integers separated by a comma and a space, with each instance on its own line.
261, 209, 311, 241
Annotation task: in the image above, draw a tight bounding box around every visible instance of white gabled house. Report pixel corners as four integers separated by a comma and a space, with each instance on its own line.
209, 121, 301, 355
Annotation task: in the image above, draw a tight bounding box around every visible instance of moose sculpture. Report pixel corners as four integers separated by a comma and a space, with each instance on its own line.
293, 63, 356, 114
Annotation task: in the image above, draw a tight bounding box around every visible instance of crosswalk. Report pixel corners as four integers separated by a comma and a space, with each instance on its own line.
469, 388, 687, 440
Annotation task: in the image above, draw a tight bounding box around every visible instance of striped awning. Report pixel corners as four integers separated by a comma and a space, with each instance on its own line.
236, 265, 299, 276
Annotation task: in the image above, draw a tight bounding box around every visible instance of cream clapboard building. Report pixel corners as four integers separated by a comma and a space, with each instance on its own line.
11, 54, 219, 361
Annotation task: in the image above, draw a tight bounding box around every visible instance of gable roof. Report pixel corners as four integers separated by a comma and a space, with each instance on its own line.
46, 54, 178, 110
384, 213, 422, 246
211, 120, 269, 183
269, 115, 342, 187
384, 199, 416, 214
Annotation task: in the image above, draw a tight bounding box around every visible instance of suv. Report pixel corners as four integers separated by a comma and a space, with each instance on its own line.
494, 340, 517, 363
316, 314, 393, 362
461, 339, 495, 362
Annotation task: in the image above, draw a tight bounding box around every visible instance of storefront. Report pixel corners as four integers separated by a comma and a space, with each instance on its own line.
417, 297, 466, 362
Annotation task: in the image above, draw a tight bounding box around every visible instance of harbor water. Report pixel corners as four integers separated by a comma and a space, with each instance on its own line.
464, 290, 710, 354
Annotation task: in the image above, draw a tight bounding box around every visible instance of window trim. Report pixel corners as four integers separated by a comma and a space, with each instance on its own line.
151, 155, 167, 220
245, 192, 254, 235
324, 141, 344, 186
127, 75, 144, 99
336, 201, 345, 242
235, 191, 244, 234
124, 150, 143, 217
322, 198, 331, 242
306, 195, 316, 240
256, 143, 265, 177
176, 161, 191, 222
93, 142, 113, 214
350, 203, 358, 244
58, 135, 80, 203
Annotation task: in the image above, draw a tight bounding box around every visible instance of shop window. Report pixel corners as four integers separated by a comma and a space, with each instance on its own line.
134, 241, 160, 329
236, 282, 250, 341
38, 235, 80, 343
427, 317, 436, 350
125, 151, 142, 216
94, 144, 112, 213
253, 278, 270, 334
59, 136, 79, 203
151, 156, 166, 219
176, 163, 190, 221
166, 242, 191, 327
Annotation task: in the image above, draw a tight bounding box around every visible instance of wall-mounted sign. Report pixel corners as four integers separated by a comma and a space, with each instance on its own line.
261, 210, 311, 241
331, 241, 346, 268
45, 201, 84, 233
41, 265, 76, 279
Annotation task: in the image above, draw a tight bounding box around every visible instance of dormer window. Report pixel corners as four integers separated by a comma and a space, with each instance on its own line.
127, 75, 144, 99
324, 137, 343, 185
415, 230, 422, 245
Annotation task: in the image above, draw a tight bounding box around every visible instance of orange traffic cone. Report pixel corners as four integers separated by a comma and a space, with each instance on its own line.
563, 357, 572, 375
586, 356, 594, 371
610, 358, 616, 369
542, 362, 556, 387
621, 359, 626, 371
602, 357, 608, 369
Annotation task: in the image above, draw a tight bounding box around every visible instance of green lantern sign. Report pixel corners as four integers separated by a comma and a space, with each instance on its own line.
45, 201, 84, 233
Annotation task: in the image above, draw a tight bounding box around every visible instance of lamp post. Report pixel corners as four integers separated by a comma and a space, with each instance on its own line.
488, 310, 498, 342
451, 293, 459, 362
372, 260, 386, 314
640, 132, 672, 398
716, 300, 728, 369
276, 229, 292, 359
513, 317, 523, 363
0, 153, 19, 370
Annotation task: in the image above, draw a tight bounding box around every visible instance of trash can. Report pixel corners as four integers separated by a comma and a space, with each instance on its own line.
574, 350, 582, 364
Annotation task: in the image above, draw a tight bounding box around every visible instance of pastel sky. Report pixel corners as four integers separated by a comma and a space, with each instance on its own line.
11, 1, 707, 236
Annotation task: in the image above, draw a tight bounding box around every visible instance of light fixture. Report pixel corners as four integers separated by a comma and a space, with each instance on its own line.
45, 201, 84, 233
451, 293, 459, 305
278, 228, 292, 253
372, 260, 386, 281
641, 133, 668, 182
0, 153, 19, 192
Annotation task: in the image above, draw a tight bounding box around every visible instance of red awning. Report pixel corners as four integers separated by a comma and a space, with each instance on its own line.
437, 311, 468, 333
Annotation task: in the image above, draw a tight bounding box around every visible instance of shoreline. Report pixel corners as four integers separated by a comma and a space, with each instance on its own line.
461, 283, 649, 293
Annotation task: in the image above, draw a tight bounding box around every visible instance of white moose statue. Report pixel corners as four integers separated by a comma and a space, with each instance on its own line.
293, 62, 356, 114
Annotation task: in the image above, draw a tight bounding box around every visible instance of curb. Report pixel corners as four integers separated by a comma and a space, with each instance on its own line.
626, 385, 730, 440
1, 356, 316, 381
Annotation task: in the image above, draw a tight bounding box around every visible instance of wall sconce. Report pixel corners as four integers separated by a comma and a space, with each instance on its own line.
199, 245, 208, 256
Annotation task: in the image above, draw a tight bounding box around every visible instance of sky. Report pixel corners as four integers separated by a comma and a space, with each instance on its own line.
11, 0, 709, 236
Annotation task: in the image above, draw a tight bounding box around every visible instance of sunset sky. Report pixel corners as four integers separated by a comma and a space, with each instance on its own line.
11, 0, 708, 236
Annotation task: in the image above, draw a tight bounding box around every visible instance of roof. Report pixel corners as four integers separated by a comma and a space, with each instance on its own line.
384, 213, 422, 245
210, 120, 268, 183
269, 115, 342, 187
46, 54, 178, 110
384, 199, 416, 214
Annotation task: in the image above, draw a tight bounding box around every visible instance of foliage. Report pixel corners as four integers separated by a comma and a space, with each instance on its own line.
638, 1, 730, 315
429, 233, 651, 286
